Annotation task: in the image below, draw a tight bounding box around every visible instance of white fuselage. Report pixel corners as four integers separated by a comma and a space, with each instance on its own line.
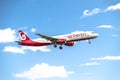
34, 31, 99, 43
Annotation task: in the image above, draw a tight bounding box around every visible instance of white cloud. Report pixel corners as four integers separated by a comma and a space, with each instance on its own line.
14, 63, 74, 80
96, 25, 113, 29
31, 28, 36, 32
81, 8, 101, 18
0, 28, 17, 43
105, 3, 120, 11
112, 35, 120, 37
91, 56, 120, 60
81, 62, 100, 66
3, 46, 51, 54
23, 46, 51, 52
3, 46, 25, 54
81, 3, 120, 18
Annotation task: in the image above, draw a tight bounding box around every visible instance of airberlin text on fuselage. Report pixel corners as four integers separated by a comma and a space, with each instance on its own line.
67, 33, 86, 39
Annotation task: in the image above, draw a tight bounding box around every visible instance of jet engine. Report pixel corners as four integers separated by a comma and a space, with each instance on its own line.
57, 39, 66, 44
65, 41, 74, 46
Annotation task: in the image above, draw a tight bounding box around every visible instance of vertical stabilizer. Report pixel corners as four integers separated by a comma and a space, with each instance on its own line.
18, 30, 31, 42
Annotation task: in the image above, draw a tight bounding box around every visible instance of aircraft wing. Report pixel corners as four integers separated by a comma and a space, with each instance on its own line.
36, 33, 58, 42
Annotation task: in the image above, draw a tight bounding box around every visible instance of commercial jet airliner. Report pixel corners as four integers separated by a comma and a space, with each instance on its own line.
16, 30, 99, 49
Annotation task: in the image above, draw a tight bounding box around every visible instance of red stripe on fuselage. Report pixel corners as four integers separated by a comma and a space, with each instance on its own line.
21, 40, 53, 46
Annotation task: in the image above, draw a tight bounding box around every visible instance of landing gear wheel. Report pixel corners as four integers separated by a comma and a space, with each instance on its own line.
59, 46, 63, 49
89, 41, 91, 44
54, 45, 57, 48
88, 40, 91, 44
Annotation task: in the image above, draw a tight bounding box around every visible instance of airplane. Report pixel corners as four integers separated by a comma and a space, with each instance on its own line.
16, 30, 99, 49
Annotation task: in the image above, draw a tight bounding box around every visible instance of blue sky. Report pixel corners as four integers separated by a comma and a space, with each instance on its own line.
0, 0, 120, 80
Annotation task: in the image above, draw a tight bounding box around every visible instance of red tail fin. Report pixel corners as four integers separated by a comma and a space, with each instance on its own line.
19, 30, 31, 42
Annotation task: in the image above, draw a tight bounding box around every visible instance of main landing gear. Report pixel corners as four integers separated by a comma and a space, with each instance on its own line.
53, 44, 63, 49
59, 46, 63, 49
59, 44, 63, 49
54, 44, 57, 48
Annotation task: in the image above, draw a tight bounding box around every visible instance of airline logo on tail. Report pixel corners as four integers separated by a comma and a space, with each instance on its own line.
19, 32, 26, 40
19, 30, 30, 41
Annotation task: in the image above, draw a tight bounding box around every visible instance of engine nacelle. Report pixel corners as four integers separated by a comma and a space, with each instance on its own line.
57, 39, 66, 44
65, 41, 74, 46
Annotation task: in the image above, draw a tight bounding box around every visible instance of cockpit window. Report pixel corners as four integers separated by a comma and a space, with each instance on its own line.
91, 32, 96, 34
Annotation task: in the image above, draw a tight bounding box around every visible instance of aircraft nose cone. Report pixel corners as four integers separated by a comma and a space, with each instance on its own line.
95, 33, 99, 37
